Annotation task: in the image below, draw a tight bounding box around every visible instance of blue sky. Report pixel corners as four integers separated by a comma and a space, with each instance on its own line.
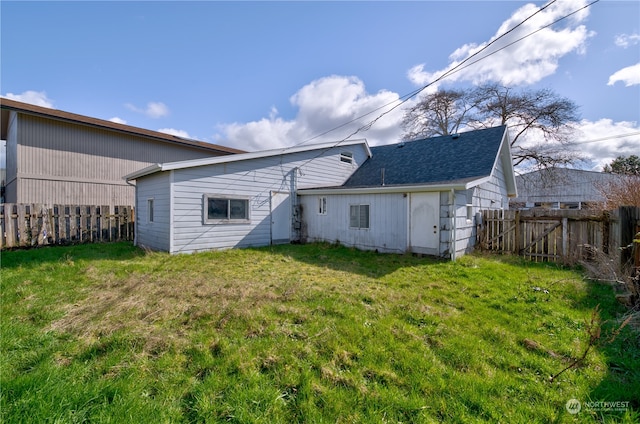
1, 0, 639, 171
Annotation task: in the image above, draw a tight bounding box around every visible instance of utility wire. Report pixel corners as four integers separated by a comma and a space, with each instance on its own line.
343, 0, 601, 142
292, 0, 564, 148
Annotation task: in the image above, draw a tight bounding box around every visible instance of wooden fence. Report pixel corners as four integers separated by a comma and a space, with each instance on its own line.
0, 204, 134, 249
478, 206, 640, 266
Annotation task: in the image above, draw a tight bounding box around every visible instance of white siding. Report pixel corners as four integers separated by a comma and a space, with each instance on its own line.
135, 171, 171, 251
453, 158, 509, 257
161, 145, 368, 254
300, 193, 408, 254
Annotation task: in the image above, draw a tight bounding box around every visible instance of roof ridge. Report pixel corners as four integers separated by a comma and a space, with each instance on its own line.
0, 97, 245, 155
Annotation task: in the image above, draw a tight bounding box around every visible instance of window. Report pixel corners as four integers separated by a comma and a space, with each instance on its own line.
466, 204, 474, 223
349, 204, 370, 229
204, 195, 250, 223
340, 151, 353, 164
318, 196, 327, 215
147, 198, 154, 223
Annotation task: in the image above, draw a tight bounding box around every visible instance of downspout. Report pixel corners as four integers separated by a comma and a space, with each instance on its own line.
450, 189, 457, 261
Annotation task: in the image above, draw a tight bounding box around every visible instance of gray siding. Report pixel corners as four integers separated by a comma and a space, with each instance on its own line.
10, 114, 231, 206
511, 168, 621, 208
135, 171, 172, 251
300, 193, 408, 253
162, 145, 368, 254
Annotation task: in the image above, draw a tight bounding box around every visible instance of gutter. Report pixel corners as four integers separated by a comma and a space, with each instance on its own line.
298, 177, 490, 196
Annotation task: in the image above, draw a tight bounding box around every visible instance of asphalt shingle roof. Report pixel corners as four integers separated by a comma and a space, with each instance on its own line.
343, 125, 507, 188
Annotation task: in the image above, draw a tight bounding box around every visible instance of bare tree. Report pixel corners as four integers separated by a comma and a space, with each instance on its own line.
402, 83, 581, 169
401, 89, 479, 140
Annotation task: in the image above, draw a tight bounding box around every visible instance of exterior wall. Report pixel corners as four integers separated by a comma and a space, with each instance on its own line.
4, 111, 18, 203
164, 145, 368, 254
9, 113, 231, 206
135, 171, 172, 252
454, 159, 510, 257
300, 192, 408, 253
300, 161, 510, 259
511, 168, 620, 209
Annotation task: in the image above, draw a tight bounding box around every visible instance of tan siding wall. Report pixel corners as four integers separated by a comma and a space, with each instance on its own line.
17, 179, 134, 206
13, 114, 229, 206
5, 112, 18, 197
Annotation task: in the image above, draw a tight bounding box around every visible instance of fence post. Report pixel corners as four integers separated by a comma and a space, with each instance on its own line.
562, 217, 568, 259
619, 206, 636, 269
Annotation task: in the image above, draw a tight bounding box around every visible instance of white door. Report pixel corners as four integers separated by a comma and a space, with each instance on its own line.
271, 191, 291, 244
409, 192, 440, 254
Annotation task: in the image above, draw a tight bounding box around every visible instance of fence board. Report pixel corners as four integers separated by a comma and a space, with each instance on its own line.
0, 204, 134, 249
479, 207, 639, 266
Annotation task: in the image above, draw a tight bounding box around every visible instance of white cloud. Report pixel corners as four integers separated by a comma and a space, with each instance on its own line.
607, 63, 640, 87
614, 32, 640, 48
108, 117, 127, 125
125, 101, 169, 118
2, 90, 54, 108
408, 0, 594, 88
157, 128, 191, 138
216, 75, 406, 151
571, 119, 640, 170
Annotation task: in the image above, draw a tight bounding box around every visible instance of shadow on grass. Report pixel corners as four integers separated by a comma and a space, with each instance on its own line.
0, 241, 144, 270
256, 242, 447, 278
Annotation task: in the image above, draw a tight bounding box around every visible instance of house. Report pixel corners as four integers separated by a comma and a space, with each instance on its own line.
510, 168, 623, 210
298, 125, 516, 259
0, 98, 243, 207
124, 140, 371, 254
126, 125, 516, 259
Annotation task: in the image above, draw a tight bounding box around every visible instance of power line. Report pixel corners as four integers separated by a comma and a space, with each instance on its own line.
291, 0, 565, 148
571, 131, 640, 145
343, 0, 600, 142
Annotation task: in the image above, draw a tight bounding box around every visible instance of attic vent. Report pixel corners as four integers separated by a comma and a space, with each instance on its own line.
451, 133, 460, 139
340, 151, 353, 164
397, 141, 405, 148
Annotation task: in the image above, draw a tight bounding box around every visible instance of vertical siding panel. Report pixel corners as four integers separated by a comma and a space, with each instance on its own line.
12, 114, 235, 207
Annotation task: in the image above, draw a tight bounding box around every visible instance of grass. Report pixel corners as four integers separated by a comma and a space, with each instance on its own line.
1, 241, 638, 423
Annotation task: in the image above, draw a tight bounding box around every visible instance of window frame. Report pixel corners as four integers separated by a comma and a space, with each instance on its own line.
318, 196, 327, 215
349, 204, 370, 229
340, 151, 353, 164
203, 194, 251, 224
147, 198, 154, 223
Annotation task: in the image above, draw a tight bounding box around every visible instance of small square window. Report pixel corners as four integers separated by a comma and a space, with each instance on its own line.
340, 151, 353, 164
349, 204, 369, 229
318, 196, 327, 215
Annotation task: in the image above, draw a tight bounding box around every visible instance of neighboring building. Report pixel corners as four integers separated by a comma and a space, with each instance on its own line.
299, 126, 516, 259
127, 126, 516, 260
0, 98, 243, 207
124, 140, 371, 254
510, 168, 622, 210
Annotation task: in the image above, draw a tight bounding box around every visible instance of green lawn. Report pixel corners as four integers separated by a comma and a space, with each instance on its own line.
1, 242, 638, 423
